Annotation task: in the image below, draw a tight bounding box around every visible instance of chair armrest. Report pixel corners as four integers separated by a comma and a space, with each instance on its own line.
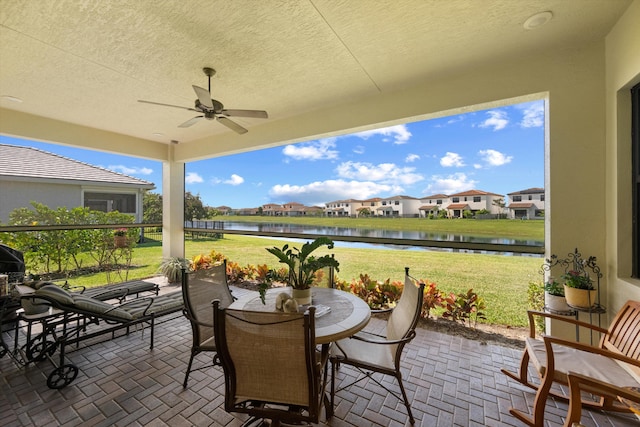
566, 371, 640, 425
568, 371, 640, 401
351, 330, 416, 346
527, 310, 609, 338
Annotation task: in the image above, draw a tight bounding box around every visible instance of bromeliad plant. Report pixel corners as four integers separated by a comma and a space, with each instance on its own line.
266, 237, 340, 290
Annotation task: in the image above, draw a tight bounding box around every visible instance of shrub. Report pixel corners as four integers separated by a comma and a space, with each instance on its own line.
442, 289, 487, 327
422, 281, 445, 319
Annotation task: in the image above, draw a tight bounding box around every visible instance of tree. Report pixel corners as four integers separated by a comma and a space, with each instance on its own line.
184, 192, 206, 221
143, 191, 162, 223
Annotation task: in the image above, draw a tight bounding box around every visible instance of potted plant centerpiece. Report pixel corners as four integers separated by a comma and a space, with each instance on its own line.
544, 277, 571, 313
562, 270, 597, 309
266, 237, 340, 305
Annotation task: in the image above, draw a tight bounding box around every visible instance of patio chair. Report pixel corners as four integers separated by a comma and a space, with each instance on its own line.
213, 301, 328, 426
181, 261, 234, 388
329, 267, 425, 425
502, 300, 640, 426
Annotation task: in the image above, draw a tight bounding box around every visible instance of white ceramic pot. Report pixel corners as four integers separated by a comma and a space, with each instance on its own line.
544, 292, 571, 313
292, 287, 312, 305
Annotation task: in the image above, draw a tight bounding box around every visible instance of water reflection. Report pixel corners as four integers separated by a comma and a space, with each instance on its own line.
203, 221, 543, 248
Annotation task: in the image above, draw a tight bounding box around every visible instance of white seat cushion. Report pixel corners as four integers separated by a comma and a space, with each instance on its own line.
526, 337, 640, 392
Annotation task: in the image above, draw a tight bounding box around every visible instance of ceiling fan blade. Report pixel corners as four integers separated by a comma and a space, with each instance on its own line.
192, 85, 214, 109
138, 99, 198, 112
178, 116, 204, 128
222, 109, 268, 119
217, 116, 248, 134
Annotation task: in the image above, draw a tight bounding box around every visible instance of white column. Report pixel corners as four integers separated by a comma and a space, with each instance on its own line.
162, 145, 185, 259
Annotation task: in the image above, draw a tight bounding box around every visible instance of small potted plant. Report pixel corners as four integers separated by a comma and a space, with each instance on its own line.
159, 257, 191, 284
113, 228, 128, 248
544, 277, 571, 313
562, 270, 596, 308
266, 237, 340, 305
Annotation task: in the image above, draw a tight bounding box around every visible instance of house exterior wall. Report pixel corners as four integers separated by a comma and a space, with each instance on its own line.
0, 180, 80, 223
605, 0, 640, 309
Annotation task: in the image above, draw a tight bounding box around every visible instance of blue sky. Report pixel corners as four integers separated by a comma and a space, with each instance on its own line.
1, 100, 544, 209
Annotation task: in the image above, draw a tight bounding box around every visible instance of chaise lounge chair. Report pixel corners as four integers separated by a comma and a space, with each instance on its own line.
18, 283, 183, 389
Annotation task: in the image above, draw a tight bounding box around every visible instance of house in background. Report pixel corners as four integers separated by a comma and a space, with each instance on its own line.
376, 195, 421, 217
419, 194, 448, 218
445, 189, 505, 218
507, 187, 545, 219
0, 144, 154, 223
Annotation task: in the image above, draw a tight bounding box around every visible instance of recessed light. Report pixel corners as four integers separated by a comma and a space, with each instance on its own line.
524, 11, 553, 30
1, 95, 23, 103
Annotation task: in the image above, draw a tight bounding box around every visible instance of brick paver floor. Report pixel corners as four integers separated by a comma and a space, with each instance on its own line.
1, 284, 637, 426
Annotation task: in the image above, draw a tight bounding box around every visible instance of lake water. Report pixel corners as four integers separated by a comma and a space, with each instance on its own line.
192, 221, 544, 256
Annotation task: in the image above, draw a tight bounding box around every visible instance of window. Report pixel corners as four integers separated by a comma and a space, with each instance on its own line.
437, 200, 442, 205
394, 201, 399, 205
513, 195, 522, 202
632, 83, 640, 277
540, 194, 545, 201
84, 192, 136, 214
473, 196, 481, 203
452, 197, 459, 203
528, 195, 533, 200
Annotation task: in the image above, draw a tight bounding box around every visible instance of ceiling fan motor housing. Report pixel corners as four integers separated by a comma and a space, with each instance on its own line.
195, 98, 224, 113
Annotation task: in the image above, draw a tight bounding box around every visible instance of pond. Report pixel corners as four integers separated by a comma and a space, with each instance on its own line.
187, 220, 543, 256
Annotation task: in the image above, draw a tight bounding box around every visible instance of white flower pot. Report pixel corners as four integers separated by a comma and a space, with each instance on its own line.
544, 292, 571, 313
292, 287, 312, 305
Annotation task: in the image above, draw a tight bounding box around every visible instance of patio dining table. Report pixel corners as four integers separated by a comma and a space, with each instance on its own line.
229, 286, 371, 344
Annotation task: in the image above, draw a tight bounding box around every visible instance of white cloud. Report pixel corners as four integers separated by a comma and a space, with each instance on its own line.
335, 161, 423, 185
519, 102, 544, 128
478, 149, 513, 167
269, 179, 393, 206
354, 124, 412, 145
479, 110, 509, 131
282, 138, 339, 161
224, 174, 244, 185
185, 172, 204, 184
405, 154, 420, 163
107, 165, 153, 175
424, 173, 478, 195
440, 152, 465, 167
353, 145, 365, 154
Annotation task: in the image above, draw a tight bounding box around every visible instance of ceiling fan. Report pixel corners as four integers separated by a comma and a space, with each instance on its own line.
138, 67, 268, 134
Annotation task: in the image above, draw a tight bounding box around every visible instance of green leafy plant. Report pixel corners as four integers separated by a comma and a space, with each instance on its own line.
422, 281, 445, 319
527, 281, 545, 334
562, 270, 593, 290
336, 274, 402, 311
266, 237, 339, 290
544, 279, 564, 296
159, 257, 190, 283
442, 289, 487, 328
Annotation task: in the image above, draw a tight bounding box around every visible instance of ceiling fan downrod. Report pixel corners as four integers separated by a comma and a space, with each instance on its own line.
203, 67, 216, 93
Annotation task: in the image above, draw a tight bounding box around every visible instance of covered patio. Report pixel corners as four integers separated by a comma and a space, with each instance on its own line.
1, 283, 637, 426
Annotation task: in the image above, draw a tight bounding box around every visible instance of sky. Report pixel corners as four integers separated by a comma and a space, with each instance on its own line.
1, 100, 544, 209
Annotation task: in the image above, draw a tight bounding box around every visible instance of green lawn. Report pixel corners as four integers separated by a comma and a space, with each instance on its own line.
56, 234, 542, 328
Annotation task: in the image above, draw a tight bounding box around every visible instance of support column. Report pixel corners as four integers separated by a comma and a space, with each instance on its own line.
162, 145, 185, 259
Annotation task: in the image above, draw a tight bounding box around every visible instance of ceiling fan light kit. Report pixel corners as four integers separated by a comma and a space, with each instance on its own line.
138, 67, 268, 134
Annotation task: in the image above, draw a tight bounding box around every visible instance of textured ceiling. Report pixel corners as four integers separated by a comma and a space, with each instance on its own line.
0, 0, 632, 154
